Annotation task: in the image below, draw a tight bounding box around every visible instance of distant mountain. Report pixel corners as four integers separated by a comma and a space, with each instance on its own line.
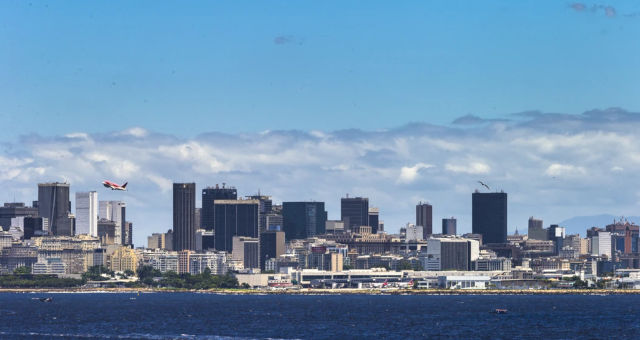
558, 214, 640, 236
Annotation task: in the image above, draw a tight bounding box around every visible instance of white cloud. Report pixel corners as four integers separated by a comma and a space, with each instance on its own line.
611, 166, 624, 172
445, 162, 491, 174
545, 163, 586, 177
121, 127, 148, 137
398, 163, 434, 183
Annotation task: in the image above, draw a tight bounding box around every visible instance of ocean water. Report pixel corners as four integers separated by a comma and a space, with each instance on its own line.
0, 292, 639, 339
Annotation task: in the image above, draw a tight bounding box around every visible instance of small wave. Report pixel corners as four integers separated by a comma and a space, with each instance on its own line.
0, 331, 274, 339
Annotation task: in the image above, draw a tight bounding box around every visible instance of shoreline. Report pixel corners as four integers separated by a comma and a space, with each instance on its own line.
2, 287, 640, 295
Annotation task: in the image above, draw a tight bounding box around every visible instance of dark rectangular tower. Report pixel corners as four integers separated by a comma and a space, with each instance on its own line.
368, 208, 380, 234
283, 202, 327, 241
173, 183, 196, 251
341, 196, 368, 231
38, 182, 73, 236
416, 202, 433, 239
259, 230, 285, 270
201, 185, 237, 231
442, 217, 457, 235
472, 191, 508, 244
213, 200, 259, 252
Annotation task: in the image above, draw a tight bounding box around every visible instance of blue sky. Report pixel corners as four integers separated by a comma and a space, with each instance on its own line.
2, 1, 639, 138
1, 1, 640, 245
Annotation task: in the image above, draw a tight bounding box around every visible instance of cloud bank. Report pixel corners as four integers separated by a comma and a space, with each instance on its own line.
3, 108, 640, 245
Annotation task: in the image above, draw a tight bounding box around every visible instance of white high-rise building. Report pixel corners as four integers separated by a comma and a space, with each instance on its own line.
98, 200, 126, 245
76, 191, 98, 237
591, 231, 612, 258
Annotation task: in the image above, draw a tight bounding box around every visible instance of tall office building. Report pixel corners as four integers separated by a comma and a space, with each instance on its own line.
260, 230, 285, 270
173, 183, 196, 251
0, 203, 38, 231
98, 201, 126, 244
472, 191, 508, 244
75, 191, 98, 237
368, 208, 380, 234
195, 208, 201, 229
201, 184, 237, 231
416, 202, 433, 239
527, 217, 546, 240
283, 202, 327, 241
247, 195, 273, 233
23, 217, 46, 239
124, 221, 133, 247
232, 236, 260, 269
442, 217, 457, 235
38, 182, 73, 236
341, 196, 368, 231
213, 199, 259, 252
424, 238, 480, 271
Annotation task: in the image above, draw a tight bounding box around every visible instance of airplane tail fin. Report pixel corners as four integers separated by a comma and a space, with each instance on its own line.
122, 182, 128, 189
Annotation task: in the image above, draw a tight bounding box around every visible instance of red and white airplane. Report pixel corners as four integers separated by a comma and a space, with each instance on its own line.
102, 180, 128, 191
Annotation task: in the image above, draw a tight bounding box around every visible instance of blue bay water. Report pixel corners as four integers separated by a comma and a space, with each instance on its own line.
1, 293, 639, 339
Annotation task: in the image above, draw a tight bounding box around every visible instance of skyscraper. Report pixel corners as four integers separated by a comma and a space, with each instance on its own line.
75, 191, 98, 237
283, 202, 327, 241
201, 184, 237, 231
247, 194, 273, 233
472, 191, 508, 244
38, 182, 73, 236
341, 196, 368, 231
98, 201, 126, 244
213, 199, 259, 252
260, 230, 285, 270
124, 221, 133, 247
173, 183, 196, 251
442, 217, 457, 235
416, 202, 433, 239
368, 208, 380, 234
527, 217, 546, 240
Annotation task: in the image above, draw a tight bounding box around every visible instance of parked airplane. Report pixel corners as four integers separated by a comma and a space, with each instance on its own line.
102, 180, 128, 191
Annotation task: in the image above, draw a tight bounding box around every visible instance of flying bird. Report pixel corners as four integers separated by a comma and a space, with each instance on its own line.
477, 181, 490, 191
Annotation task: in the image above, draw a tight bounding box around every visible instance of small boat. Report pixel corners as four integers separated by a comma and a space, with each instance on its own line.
38, 297, 53, 303
492, 308, 508, 314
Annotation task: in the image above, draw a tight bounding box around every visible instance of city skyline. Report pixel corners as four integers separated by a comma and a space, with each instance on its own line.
4, 109, 640, 246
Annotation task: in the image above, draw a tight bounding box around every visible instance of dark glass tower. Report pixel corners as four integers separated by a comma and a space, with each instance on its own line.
283, 202, 327, 241
472, 191, 507, 244
442, 217, 457, 235
341, 197, 368, 231
368, 208, 379, 234
38, 182, 73, 236
259, 230, 285, 270
213, 200, 259, 252
201, 185, 237, 231
416, 202, 433, 238
173, 183, 196, 251
0, 203, 38, 231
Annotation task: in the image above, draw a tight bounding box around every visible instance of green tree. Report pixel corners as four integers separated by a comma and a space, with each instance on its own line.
397, 260, 413, 271
13, 266, 31, 275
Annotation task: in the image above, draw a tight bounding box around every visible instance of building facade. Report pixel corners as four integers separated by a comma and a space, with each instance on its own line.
76, 191, 98, 237
416, 202, 433, 238
472, 191, 507, 244
283, 202, 327, 241
341, 196, 369, 231
173, 183, 196, 251
213, 200, 259, 252
38, 182, 73, 236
